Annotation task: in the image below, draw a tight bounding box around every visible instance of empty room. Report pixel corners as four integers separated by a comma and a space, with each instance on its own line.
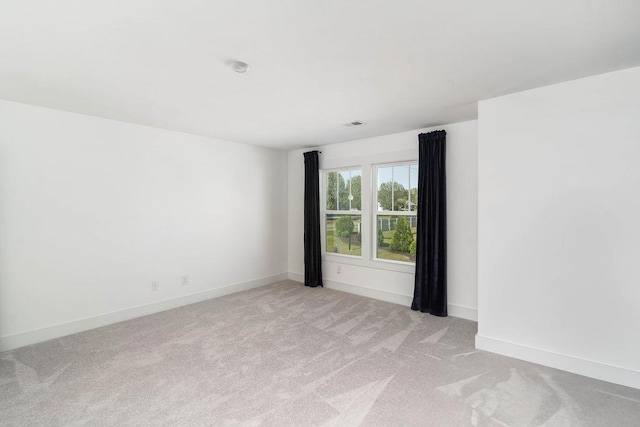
1, 1, 639, 425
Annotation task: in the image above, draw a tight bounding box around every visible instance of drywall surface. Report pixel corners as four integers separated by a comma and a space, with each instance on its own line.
288, 121, 478, 319
477, 66, 640, 389
0, 100, 288, 348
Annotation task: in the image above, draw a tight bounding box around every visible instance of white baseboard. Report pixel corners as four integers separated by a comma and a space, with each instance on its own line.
447, 304, 478, 322
287, 272, 478, 321
324, 279, 414, 307
476, 334, 640, 390
288, 272, 304, 283
0, 273, 289, 353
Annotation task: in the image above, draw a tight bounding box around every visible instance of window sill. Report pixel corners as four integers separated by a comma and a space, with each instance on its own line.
322, 253, 415, 274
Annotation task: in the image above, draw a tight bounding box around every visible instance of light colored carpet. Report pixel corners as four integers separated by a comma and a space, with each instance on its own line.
1, 280, 639, 426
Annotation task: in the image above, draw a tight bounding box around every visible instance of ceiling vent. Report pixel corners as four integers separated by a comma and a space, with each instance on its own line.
343, 121, 365, 127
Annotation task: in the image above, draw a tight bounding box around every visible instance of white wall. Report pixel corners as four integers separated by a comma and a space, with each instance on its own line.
288, 121, 478, 320
477, 66, 640, 389
0, 100, 288, 350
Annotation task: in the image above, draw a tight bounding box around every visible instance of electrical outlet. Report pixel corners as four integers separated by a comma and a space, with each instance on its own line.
151, 281, 159, 291
181, 275, 189, 286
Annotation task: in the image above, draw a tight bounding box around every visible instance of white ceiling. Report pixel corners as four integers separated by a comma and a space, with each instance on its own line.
1, 1, 640, 150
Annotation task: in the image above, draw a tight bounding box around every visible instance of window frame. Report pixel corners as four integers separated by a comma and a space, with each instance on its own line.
321, 167, 363, 259
372, 161, 419, 265
320, 148, 417, 274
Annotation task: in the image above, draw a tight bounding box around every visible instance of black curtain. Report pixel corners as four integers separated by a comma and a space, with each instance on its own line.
303, 151, 323, 287
412, 130, 447, 316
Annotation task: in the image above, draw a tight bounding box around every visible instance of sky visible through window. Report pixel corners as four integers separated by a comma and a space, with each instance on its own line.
377, 164, 418, 191
377, 164, 418, 211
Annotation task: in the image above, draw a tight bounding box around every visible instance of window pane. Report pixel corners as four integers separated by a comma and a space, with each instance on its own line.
327, 169, 361, 211
393, 165, 410, 211
377, 166, 393, 211
377, 164, 417, 212
326, 214, 361, 256
349, 170, 361, 210
338, 170, 350, 211
326, 171, 337, 210
376, 215, 417, 262
409, 164, 418, 211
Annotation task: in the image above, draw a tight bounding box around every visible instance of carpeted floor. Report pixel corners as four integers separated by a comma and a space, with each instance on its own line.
1, 280, 639, 426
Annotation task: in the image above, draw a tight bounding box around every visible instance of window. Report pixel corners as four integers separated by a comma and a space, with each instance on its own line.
374, 163, 418, 263
322, 158, 418, 270
324, 168, 362, 257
